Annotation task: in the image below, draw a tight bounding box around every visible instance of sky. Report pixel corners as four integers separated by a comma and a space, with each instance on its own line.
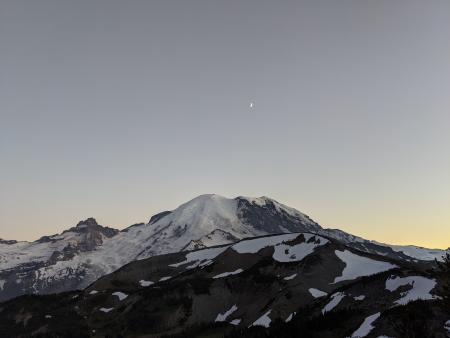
1, 0, 449, 249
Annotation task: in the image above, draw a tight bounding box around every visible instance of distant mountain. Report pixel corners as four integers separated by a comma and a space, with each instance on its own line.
0, 195, 319, 301
0, 232, 447, 337
0, 194, 447, 302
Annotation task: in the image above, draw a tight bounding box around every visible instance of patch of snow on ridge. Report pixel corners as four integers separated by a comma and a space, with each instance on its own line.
309, 288, 327, 298
232, 233, 328, 263
139, 280, 154, 287
284, 273, 297, 280
169, 246, 229, 269
375, 242, 447, 262
251, 310, 272, 328
322, 292, 345, 313
232, 233, 299, 254
285, 312, 296, 322
100, 307, 114, 313
112, 291, 128, 301
333, 250, 397, 283
350, 312, 380, 337
273, 234, 328, 262
385, 275, 437, 305
215, 304, 238, 322
230, 319, 241, 325
213, 269, 243, 279
159, 276, 171, 282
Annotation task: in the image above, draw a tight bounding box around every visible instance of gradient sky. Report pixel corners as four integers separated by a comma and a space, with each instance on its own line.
1, 0, 449, 248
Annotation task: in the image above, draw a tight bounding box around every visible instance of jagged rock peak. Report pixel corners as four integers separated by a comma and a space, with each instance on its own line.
76, 217, 99, 228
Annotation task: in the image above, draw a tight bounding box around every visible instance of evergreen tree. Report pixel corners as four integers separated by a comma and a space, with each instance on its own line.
436, 252, 450, 312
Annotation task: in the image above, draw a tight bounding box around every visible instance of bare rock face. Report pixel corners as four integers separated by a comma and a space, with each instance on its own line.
0, 218, 120, 301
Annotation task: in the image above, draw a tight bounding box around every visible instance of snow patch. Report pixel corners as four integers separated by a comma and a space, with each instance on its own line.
333, 250, 396, 283
283, 273, 297, 281
251, 310, 272, 328
232, 234, 299, 254
230, 319, 241, 325
272, 234, 329, 263
99, 307, 114, 313
322, 292, 345, 313
112, 291, 128, 301
159, 276, 171, 282
0, 280, 5, 291
232, 233, 328, 263
139, 280, 154, 287
215, 304, 238, 322
285, 312, 296, 322
89, 290, 99, 295
169, 246, 229, 269
385, 275, 437, 305
350, 312, 380, 337
309, 288, 327, 298
354, 295, 366, 301
213, 269, 243, 279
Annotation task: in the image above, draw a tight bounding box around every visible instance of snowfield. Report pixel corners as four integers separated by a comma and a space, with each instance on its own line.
232, 233, 328, 264
350, 312, 380, 338
251, 310, 272, 328
272, 234, 329, 263
309, 288, 327, 298
169, 246, 229, 269
385, 275, 437, 305
322, 292, 345, 313
333, 250, 397, 283
232, 233, 300, 254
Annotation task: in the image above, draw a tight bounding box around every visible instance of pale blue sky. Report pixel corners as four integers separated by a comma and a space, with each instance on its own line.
1, 0, 449, 248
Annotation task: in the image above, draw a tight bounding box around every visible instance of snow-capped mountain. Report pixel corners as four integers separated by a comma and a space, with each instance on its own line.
0, 194, 319, 301
0, 194, 447, 302
1, 232, 447, 337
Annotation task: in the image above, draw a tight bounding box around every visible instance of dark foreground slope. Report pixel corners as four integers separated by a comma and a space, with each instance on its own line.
0, 233, 448, 338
